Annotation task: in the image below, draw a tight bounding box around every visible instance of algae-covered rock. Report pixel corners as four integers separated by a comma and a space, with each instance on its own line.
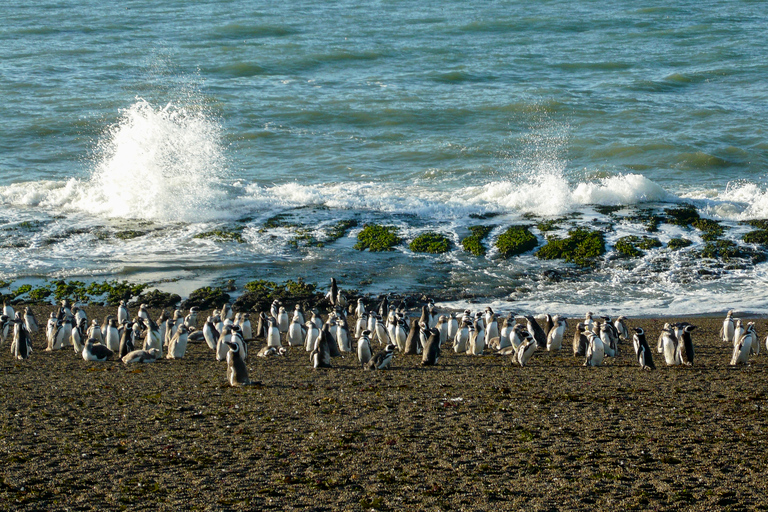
461, 225, 494, 257
115, 230, 146, 240
700, 240, 742, 262
137, 289, 181, 309
614, 236, 662, 258
193, 229, 245, 243
536, 228, 606, 266
594, 205, 623, 215
495, 226, 538, 258
234, 278, 320, 312
410, 232, 452, 254
326, 220, 359, 243
667, 238, 693, 250
692, 218, 725, 241
354, 224, 402, 252
664, 204, 699, 227
743, 230, 768, 245
182, 287, 231, 310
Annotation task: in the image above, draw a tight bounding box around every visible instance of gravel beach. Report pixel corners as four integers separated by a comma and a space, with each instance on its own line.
2, 305, 768, 511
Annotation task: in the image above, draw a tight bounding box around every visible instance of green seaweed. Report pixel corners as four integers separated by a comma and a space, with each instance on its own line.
691, 218, 725, 241
410, 232, 452, 254
325, 219, 358, 243
700, 240, 742, 262
115, 230, 146, 240
28, 287, 52, 303
182, 286, 231, 310
741, 219, 768, 230
354, 224, 401, 252
495, 226, 538, 258
536, 219, 562, 232
263, 213, 298, 229
461, 225, 494, 257
594, 205, 623, 215
743, 230, 768, 245
667, 238, 693, 250
614, 236, 661, 258
536, 228, 606, 266
139, 289, 181, 309
193, 229, 245, 243
664, 204, 699, 227
235, 278, 320, 312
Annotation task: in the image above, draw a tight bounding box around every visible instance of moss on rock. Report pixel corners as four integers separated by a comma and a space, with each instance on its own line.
410, 232, 452, 254
700, 240, 743, 262
667, 238, 693, 250
182, 287, 231, 310
743, 230, 768, 245
325, 220, 359, 243
614, 236, 662, 258
234, 278, 320, 312
664, 204, 700, 227
692, 218, 725, 241
354, 224, 401, 252
461, 225, 494, 257
495, 226, 538, 258
536, 228, 606, 266
193, 229, 245, 243
138, 289, 181, 309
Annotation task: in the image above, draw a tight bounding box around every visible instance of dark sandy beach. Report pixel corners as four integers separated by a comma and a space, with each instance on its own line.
2, 305, 768, 511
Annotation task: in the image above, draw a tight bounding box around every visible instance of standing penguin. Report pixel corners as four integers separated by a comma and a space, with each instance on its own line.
310, 324, 333, 369
86, 319, 103, 344
677, 324, 696, 365
118, 322, 135, 359
720, 310, 735, 344
485, 312, 499, 348
335, 320, 351, 353
288, 316, 306, 347
357, 330, 373, 367
732, 319, 745, 348
216, 325, 233, 361
276, 307, 290, 334
453, 319, 470, 353
421, 327, 441, 366
23, 307, 39, 334
468, 316, 485, 356
167, 324, 189, 359
614, 316, 629, 341
525, 315, 548, 349
547, 315, 567, 351
632, 327, 655, 370
355, 311, 368, 339
117, 300, 129, 325
446, 313, 459, 342
104, 318, 120, 353
202, 316, 219, 351
137, 303, 149, 321
266, 317, 282, 348
661, 325, 680, 366
225, 340, 252, 386
498, 315, 515, 350
240, 313, 253, 341
12, 317, 32, 360
516, 332, 537, 367
143, 317, 163, 357
584, 332, 605, 367
393, 318, 408, 352
731, 325, 754, 366
304, 320, 319, 352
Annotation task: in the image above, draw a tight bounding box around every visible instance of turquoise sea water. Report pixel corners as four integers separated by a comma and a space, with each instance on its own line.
1, 0, 767, 315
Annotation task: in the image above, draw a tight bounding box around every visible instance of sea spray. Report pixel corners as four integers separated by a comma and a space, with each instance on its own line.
83, 99, 229, 222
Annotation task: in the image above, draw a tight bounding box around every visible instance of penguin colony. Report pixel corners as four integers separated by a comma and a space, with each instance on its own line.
3, 291, 766, 386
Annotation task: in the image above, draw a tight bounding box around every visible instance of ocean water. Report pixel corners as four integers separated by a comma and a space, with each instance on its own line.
2, 0, 768, 315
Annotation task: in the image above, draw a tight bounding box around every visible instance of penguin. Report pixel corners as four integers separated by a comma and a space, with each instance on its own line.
732, 319, 745, 348
231, 325, 247, 361
202, 316, 219, 351
82, 339, 114, 362
357, 330, 373, 367
335, 320, 351, 352
731, 327, 753, 366
216, 325, 233, 362
324, 322, 342, 358
525, 315, 547, 349
599, 322, 618, 358
355, 311, 368, 339
73, 305, 87, 326
167, 324, 189, 359
288, 316, 306, 347
498, 315, 514, 350
60, 299, 72, 321
277, 306, 290, 333
584, 311, 594, 332
1, 314, 12, 347
104, 318, 120, 353
137, 304, 149, 321
310, 324, 333, 369
71, 318, 87, 354
485, 312, 499, 348
584, 332, 605, 367
453, 319, 470, 353
421, 326, 441, 366
122, 348, 160, 364
117, 300, 129, 325
49, 319, 68, 351
748, 322, 760, 356
546, 315, 566, 351
393, 318, 408, 352
221, 303, 234, 321
23, 307, 39, 333
46, 312, 57, 348
661, 325, 680, 366
258, 346, 287, 358
509, 323, 527, 352
325, 277, 339, 307
436, 315, 448, 346
446, 312, 459, 342
310, 309, 323, 332
304, 320, 320, 352
516, 333, 537, 367
60, 315, 73, 348
266, 317, 282, 348
86, 319, 103, 344
118, 321, 134, 359
236, 313, 250, 341
184, 306, 199, 329
468, 316, 485, 356
742, 322, 757, 356
720, 310, 735, 344
377, 295, 389, 318
402, 317, 420, 355
614, 316, 629, 341
366, 311, 377, 338
368, 344, 395, 370
12, 317, 31, 360
677, 324, 696, 365
143, 317, 163, 357
155, 311, 168, 343
270, 300, 281, 323
2, 301, 14, 320
374, 315, 390, 346
225, 340, 252, 386
632, 327, 655, 370
657, 322, 671, 353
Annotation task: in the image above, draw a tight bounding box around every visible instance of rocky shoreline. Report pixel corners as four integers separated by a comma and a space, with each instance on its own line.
2, 305, 767, 511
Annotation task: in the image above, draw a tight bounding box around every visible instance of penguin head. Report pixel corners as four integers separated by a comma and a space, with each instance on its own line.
633, 327, 644, 335
224, 340, 239, 352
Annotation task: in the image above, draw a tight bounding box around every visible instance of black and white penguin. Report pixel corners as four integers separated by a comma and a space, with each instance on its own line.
71, 318, 87, 354
335, 319, 351, 352
516, 332, 536, 367
357, 330, 373, 367
137, 304, 150, 321
374, 314, 390, 346
23, 307, 39, 334
446, 312, 459, 342
12, 317, 32, 360
546, 315, 567, 351
599, 322, 617, 358
216, 325, 232, 361
732, 319, 745, 348
86, 319, 103, 344
377, 295, 389, 318
304, 320, 319, 352
266, 317, 282, 349
453, 319, 470, 353
368, 344, 395, 370
632, 327, 655, 370
117, 300, 129, 325
468, 316, 485, 356
584, 332, 605, 367
122, 348, 160, 364
421, 327, 441, 366
166, 324, 189, 359
509, 323, 527, 352
498, 315, 515, 350
310, 324, 333, 369
677, 324, 696, 365
118, 321, 134, 359
393, 318, 408, 352
225, 340, 252, 386
288, 316, 306, 347
184, 307, 199, 329
82, 339, 114, 362
104, 318, 120, 353
731, 324, 754, 366
201, 316, 218, 351
221, 303, 233, 322
614, 316, 629, 341
720, 310, 735, 344
484, 311, 499, 348
660, 325, 680, 366
525, 315, 547, 349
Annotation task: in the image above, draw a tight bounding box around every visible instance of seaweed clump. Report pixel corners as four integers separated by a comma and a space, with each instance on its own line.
354, 224, 401, 252
743, 229, 768, 246
410, 232, 452, 254
536, 228, 606, 266
614, 236, 662, 258
233, 279, 320, 312
495, 226, 538, 258
193, 229, 245, 244
182, 287, 231, 310
461, 225, 495, 257
667, 238, 693, 251
664, 204, 700, 227
138, 289, 182, 309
